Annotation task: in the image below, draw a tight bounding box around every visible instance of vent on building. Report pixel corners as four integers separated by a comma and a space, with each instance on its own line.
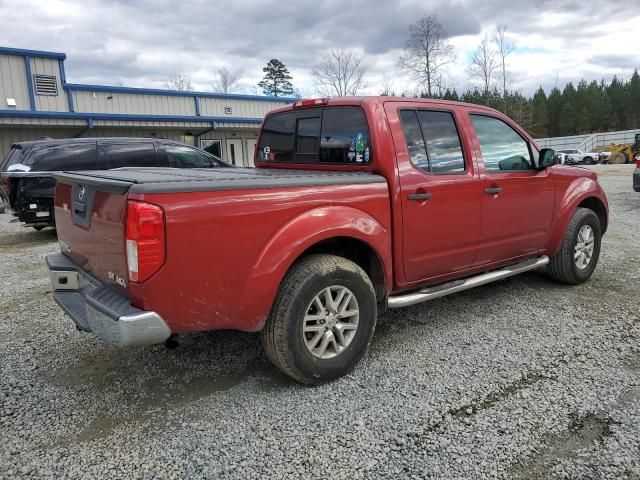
224, 106, 232, 115
33, 75, 58, 96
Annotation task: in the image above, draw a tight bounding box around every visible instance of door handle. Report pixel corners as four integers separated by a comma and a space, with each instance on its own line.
408, 192, 432, 201
484, 187, 503, 195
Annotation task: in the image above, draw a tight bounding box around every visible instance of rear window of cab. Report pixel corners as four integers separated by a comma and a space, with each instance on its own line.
257, 107, 372, 165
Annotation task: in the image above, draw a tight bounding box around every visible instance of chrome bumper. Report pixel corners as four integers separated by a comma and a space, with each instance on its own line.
46, 253, 171, 347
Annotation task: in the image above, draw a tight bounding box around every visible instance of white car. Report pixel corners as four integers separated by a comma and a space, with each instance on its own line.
556, 149, 601, 165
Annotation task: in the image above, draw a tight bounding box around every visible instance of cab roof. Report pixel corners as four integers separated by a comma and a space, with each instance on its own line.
265, 96, 501, 117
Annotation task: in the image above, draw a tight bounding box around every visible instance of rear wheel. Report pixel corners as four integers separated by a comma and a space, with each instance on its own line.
261, 254, 377, 384
548, 208, 601, 284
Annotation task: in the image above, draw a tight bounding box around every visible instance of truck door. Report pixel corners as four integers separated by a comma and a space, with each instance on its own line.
386, 103, 482, 283
468, 114, 554, 264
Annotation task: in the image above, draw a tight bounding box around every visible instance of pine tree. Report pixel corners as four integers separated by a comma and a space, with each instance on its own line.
547, 87, 563, 137
531, 87, 548, 137
627, 69, 640, 129
257, 59, 294, 97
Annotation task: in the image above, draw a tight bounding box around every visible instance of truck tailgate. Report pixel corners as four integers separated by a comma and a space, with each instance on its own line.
54, 173, 132, 290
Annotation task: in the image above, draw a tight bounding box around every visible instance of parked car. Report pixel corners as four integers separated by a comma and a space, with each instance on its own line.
0, 138, 228, 229
46, 97, 609, 384
634, 156, 640, 192
556, 149, 601, 165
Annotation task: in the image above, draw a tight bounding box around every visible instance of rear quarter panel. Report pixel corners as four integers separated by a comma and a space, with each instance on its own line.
129, 181, 392, 333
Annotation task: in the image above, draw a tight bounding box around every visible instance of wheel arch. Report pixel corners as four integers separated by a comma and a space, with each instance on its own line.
547, 179, 609, 256
243, 206, 392, 330
577, 196, 608, 234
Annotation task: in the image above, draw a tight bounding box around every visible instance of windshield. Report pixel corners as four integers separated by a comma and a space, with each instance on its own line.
1, 147, 28, 172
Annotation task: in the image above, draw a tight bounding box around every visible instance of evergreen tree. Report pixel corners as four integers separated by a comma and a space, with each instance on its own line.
627, 69, 640, 128
531, 87, 549, 137
257, 59, 294, 97
606, 76, 627, 130
560, 82, 577, 135
547, 87, 563, 137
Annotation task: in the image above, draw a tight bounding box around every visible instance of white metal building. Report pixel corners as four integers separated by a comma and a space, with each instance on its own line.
0, 47, 295, 166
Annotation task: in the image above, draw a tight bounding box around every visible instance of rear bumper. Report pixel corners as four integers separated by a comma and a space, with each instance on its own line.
46, 253, 171, 346
634, 168, 640, 192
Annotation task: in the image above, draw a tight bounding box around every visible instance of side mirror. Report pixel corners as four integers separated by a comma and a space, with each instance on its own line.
539, 148, 557, 169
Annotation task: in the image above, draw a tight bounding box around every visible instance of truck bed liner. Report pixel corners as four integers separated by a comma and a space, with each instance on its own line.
54, 167, 386, 194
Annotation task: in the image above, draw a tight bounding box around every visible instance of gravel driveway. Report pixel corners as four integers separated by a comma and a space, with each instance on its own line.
1, 165, 639, 479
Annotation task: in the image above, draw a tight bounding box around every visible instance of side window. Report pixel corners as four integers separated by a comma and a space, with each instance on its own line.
319, 108, 371, 164
257, 107, 372, 164
417, 111, 465, 173
257, 113, 295, 162
164, 144, 212, 168
470, 115, 534, 172
399, 110, 428, 170
104, 143, 157, 169
27, 143, 101, 171
399, 109, 465, 174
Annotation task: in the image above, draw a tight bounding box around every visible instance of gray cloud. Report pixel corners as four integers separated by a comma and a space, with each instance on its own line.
0, 0, 638, 94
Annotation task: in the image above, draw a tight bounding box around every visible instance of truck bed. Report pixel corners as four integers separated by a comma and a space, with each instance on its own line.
52, 166, 391, 334
54, 167, 386, 194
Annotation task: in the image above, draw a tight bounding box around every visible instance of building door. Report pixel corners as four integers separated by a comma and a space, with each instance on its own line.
246, 138, 257, 167
225, 138, 244, 166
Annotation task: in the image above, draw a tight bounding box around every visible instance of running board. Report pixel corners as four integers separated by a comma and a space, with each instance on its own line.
387, 256, 550, 309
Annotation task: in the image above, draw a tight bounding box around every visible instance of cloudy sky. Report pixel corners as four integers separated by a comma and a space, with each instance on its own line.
0, 0, 638, 97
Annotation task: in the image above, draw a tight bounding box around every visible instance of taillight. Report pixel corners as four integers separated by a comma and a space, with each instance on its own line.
125, 201, 165, 283
0, 175, 9, 195
636, 158, 640, 168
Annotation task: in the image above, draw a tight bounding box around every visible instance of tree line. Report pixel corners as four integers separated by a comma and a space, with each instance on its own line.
425, 71, 640, 138
166, 14, 640, 138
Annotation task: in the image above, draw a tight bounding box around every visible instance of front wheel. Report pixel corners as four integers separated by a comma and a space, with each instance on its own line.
583, 156, 594, 164
261, 254, 377, 385
548, 208, 602, 284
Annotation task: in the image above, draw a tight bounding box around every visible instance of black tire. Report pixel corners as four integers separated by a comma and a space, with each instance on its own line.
32, 226, 45, 231
261, 254, 377, 385
584, 156, 593, 164
548, 208, 601, 285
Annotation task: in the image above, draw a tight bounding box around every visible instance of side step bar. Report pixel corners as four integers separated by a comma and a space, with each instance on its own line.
387, 256, 549, 309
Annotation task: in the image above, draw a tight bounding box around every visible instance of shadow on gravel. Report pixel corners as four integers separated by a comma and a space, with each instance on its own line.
508, 412, 617, 479
0, 225, 57, 249
46, 330, 292, 443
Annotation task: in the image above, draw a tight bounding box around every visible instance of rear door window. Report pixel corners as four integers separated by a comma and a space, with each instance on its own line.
399, 109, 465, 174
164, 144, 225, 168
25, 143, 102, 171
258, 107, 372, 164
103, 142, 158, 169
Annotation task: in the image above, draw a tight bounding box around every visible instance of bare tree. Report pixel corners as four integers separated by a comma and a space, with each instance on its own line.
212, 67, 239, 94
313, 49, 366, 97
468, 34, 498, 95
493, 24, 515, 113
379, 74, 395, 96
167, 73, 193, 91
399, 15, 454, 97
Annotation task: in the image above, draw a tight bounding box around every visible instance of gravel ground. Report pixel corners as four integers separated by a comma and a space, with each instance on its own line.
1, 165, 639, 479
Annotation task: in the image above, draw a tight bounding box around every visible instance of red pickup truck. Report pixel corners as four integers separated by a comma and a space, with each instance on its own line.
46, 97, 608, 384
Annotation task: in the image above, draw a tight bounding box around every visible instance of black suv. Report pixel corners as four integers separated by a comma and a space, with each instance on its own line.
0, 137, 228, 229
